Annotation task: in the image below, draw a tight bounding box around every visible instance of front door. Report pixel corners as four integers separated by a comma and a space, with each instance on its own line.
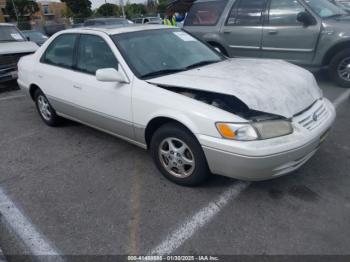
221, 0, 268, 58
261, 0, 320, 66
70, 34, 134, 140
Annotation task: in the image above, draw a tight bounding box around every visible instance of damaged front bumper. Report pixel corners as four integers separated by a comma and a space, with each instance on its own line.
198, 98, 336, 181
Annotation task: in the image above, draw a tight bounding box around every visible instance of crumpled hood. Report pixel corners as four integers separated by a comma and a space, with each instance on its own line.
148, 59, 322, 118
0, 41, 38, 55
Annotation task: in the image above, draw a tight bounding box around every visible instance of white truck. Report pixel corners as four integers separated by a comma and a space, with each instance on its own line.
0, 23, 38, 83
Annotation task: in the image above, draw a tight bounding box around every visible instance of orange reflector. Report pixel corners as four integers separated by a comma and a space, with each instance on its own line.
217, 123, 236, 139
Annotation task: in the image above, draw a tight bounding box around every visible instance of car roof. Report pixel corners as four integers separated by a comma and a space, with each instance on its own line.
62, 24, 172, 36
85, 17, 127, 21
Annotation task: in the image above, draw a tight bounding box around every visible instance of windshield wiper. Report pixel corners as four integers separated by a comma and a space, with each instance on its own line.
185, 60, 219, 70
141, 68, 184, 79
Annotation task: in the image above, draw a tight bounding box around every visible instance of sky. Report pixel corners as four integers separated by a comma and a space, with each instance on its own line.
38, 0, 145, 10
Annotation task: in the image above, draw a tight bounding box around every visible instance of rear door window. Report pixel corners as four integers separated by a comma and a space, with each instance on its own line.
184, 0, 228, 26
227, 0, 268, 26
42, 34, 77, 69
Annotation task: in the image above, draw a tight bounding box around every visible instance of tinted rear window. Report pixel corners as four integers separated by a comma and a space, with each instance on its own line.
185, 0, 228, 26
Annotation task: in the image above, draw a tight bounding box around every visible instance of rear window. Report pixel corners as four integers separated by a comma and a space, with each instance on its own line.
184, 0, 228, 26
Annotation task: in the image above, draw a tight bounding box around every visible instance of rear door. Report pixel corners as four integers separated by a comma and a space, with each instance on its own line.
261, 0, 321, 65
36, 33, 80, 111
221, 0, 268, 58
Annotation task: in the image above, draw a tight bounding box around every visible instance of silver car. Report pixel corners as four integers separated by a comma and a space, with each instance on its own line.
184, 0, 350, 87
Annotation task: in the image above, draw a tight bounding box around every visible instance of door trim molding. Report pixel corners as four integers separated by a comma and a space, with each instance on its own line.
262, 47, 314, 52
229, 45, 260, 50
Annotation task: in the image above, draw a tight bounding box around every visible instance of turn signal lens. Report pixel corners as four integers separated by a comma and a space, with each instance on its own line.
216, 123, 258, 141
216, 121, 293, 141
216, 123, 236, 139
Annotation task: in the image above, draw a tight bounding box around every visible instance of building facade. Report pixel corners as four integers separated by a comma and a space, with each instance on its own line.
0, 0, 7, 23
34, 1, 68, 23
0, 1, 67, 24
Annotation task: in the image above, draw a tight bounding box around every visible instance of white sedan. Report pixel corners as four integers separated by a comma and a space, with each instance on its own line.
18, 25, 336, 186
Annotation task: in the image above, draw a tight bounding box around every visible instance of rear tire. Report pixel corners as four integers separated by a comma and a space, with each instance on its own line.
329, 48, 350, 88
150, 123, 210, 186
34, 89, 62, 126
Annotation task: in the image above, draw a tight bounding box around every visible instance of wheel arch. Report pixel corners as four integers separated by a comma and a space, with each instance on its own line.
29, 83, 41, 101
207, 41, 229, 56
144, 116, 199, 149
323, 41, 350, 66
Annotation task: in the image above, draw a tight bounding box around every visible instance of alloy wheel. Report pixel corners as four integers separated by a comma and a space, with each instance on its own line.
337, 57, 350, 82
37, 95, 52, 121
158, 137, 195, 178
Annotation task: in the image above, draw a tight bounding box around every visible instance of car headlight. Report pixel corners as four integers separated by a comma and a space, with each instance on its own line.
216, 120, 293, 141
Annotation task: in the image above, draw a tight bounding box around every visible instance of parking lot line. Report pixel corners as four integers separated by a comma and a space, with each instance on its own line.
333, 89, 350, 109
0, 188, 63, 260
149, 181, 250, 256
0, 86, 348, 258
0, 95, 25, 102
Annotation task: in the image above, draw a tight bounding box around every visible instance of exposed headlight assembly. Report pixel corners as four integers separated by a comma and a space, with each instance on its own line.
216, 120, 293, 141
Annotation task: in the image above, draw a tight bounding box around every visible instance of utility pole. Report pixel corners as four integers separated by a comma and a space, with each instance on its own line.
119, 0, 125, 18
10, 0, 19, 22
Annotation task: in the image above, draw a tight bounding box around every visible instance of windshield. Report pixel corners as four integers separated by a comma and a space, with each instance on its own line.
0, 26, 25, 42
112, 29, 224, 79
305, 0, 347, 18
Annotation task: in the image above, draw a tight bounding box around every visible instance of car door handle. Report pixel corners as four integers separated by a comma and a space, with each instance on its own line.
268, 30, 278, 35
73, 85, 82, 90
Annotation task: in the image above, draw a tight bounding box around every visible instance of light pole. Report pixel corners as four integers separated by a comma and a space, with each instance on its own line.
119, 0, 125, 18
10, 0, 19, 22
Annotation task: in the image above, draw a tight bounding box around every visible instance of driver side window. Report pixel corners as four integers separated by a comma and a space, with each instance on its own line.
76, 34, 119, 75
268, 0, 305, 25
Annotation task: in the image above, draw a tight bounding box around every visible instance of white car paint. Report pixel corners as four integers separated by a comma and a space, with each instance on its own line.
17, 25, 336, 181
148, 59, 322, 118
0, 41, 38, 55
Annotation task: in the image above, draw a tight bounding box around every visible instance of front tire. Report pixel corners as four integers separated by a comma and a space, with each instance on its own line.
34, 89, 62, 126
150, 123, 210, 186
329, 48, 350, 88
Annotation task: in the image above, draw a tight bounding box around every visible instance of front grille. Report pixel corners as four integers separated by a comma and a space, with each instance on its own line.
297, 101, 329, 131
0, 53, 32, 70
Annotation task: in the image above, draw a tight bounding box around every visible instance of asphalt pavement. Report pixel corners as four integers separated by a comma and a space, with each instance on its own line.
0, 74, 349, 262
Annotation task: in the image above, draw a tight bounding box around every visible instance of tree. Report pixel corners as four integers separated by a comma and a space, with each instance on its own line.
61, 6, 74, 18
5, 0, 39, 20
146, 0, 156, 13
124, 3, 146, 19
96, 3, 120, 17
157, 0, 169, 14
61, 0, 92, 18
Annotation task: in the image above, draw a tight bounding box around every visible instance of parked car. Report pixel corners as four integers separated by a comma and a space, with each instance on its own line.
43, 22, 66, 36
22, 30, 48, 46
0, 23, 38, 83
330, 0, 350, 12
18, 25, 335, 186
84, 18, 133, 27
132, 17, 163, 24
184, 0, 350, 87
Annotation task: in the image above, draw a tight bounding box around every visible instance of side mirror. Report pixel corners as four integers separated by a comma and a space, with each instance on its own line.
297, 11, 315, 26
96, 68, 129, 83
